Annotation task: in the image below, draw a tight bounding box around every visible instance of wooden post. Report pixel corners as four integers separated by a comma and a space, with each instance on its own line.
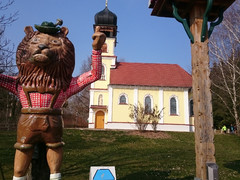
31, 143, 50, 180
190, 5, 216, 180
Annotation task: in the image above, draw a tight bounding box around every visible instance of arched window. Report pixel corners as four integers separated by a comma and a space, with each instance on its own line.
119, 94, 128, 104
98, 94, 103, 105
189, 99, 194, 116
145, 95, 152, 113
101, 65, 105, 80
170, 97, 177, 115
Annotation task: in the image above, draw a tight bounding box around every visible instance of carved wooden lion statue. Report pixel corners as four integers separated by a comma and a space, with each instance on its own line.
0, 20, 106, 180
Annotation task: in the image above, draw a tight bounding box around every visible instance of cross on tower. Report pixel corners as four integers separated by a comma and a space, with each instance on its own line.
105, 0, 108, 7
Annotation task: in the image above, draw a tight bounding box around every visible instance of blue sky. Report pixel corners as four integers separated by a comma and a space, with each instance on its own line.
4, 0, 192, 76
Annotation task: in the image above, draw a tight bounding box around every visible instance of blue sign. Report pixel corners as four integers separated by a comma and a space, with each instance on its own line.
93, 169, 115, 180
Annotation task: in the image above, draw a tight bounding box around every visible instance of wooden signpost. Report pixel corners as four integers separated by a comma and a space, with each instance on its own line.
149, 0, 236, 179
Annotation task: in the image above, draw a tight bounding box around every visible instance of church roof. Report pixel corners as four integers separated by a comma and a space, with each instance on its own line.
110, 62, 192, 88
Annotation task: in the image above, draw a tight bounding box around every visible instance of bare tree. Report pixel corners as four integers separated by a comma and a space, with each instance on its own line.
63, 57, 92, 127
0, 0, 18, 73
209, 0, 240, 135
150, 106, 164, 132
129, 102, 151, 132
0, 0, 20, 129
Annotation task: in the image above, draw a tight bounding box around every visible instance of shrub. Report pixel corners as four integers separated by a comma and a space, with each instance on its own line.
129, 103, 151, 132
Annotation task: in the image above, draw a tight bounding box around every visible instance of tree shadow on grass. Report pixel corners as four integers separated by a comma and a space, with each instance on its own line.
118, 170, 194, 180
224, 160, 240, 173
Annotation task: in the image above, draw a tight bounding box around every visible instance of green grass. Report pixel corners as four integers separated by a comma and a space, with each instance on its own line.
0, 129, 239, 180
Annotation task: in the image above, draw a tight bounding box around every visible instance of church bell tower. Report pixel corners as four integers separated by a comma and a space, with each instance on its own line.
94, 0, 117, 59
88, 1, 118, 129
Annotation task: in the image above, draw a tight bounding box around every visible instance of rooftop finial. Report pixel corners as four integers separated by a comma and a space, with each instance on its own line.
105, 0, 108, 7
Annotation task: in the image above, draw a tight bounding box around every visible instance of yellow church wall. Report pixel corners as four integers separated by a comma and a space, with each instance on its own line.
163, 90, 185, 124
93, 59, 112, 89
93, 91, 109, 106
94, 80, 108, 89
92, 87, 191, 125
189, 117, 194, 125
112, 88, 134, 122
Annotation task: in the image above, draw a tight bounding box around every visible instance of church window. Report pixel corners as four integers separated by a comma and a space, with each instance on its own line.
101, 65, 105, 80
119, 94, 128, 104
145, 95, 152, 113
189, 99, 194, 116
170, 96, 178, 115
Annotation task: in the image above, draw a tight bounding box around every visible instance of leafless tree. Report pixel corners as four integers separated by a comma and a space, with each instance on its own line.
150, 106, 164, 132
129, 102, 151, 132
0, 0, 19, 129
209, 0, 240, 135
0, 0, 18, 74
63, 57, 92, 127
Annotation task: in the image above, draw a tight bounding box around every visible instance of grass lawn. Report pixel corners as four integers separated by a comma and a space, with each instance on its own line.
0, 129, 239, 180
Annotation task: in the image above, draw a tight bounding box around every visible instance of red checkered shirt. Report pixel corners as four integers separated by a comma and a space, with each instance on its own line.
0, 50, 102, 109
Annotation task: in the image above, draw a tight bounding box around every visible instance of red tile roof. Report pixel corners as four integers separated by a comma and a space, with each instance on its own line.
110, 62, 192, 88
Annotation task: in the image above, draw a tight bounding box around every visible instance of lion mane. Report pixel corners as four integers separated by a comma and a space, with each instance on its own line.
16, 26, 75, 92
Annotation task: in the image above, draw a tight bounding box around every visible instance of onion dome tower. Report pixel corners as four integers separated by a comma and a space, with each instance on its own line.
94, 0, 117, 39
93, 0, 118, 58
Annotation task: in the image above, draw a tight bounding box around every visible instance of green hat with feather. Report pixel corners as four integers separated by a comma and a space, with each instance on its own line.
34, 19, 63, 34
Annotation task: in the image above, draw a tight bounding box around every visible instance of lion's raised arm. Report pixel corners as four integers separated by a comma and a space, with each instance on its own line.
0, 74, 18, 96
65, 50, 102, 98
64, 26, 105, 98
77, 50, 102, 85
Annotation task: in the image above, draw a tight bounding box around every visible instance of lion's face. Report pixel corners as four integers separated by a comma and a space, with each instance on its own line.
28, 33, 62, 65
16, 26, 75, 93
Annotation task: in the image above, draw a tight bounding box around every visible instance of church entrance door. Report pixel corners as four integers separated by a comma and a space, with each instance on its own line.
95, 111, 104, 129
